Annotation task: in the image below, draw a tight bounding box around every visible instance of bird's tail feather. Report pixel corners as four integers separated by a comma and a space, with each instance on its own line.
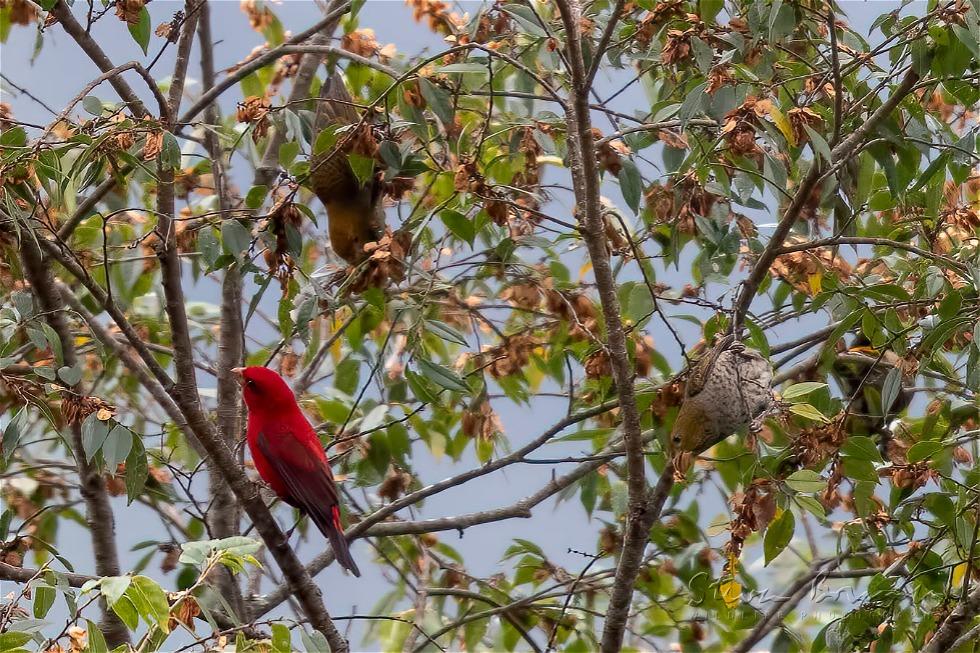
326, 507, 360, 577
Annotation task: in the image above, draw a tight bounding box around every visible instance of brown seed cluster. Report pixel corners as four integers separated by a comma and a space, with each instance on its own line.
348, 228, 412, 293
240, 0, 274, 32
61, 394, 115, 425
791, 419, 845, 469
263, 193, 303, 291
472, 8, 511, 45
881, 463, 936, 491
645, 175, 721, 235
707, 64, 736, 94
114, 0, 145, 25
168, 595, 201, 632
593, 128, 631, 176
0, 102, 14, 131
0, 0, 38, 25
634, 0, 686, 47
724, 479, 776, 566
461, 399, 503, 440
236, 96, 271, 142
405, 0, 464, 35
478, 334, 539, 379
378, 465, 414, 502
341, 28, 396, 63
721, 97, 773, 159
769, 237, 852, 296
141, 129, 164, 161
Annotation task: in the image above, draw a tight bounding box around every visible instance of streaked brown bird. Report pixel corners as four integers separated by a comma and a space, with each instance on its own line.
308, 74, 384, 265
670, 334, 774, 462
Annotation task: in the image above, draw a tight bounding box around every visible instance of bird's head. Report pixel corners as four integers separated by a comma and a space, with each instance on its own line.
669, 402, 712, 455
232, 366, 296, 412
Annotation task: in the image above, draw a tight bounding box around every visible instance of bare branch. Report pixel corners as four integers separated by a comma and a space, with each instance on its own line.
177, 1, 353, 127
552, 2, 660, 651
731, 69, 919, 332
19, 233, 130, 647
197, 0, 246, 622
49, 1, 151, 118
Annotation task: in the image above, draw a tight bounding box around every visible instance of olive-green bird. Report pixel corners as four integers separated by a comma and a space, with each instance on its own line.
670, 334, 774, 456
308, 74, 384, 265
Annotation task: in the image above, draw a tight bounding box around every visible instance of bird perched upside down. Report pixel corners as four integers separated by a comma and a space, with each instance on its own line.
234, 366, 360, 576
308, 74, 385, 266
669, 335, 774, 475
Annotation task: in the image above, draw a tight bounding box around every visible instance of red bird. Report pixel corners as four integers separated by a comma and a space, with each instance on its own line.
234, 366, 360, 576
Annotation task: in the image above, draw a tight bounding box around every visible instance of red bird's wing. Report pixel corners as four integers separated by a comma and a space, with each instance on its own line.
254, 430, 361, 576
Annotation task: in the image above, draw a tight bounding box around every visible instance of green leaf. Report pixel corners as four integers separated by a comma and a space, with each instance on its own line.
842, 457, 878, 483
87, 619, 110, 653
764, 509, 795, 565
57, 364, 83, 386
416, 358, 469, 393
841, 435, 882, 462
440, 209, 475, 245
279, 141, 300, 169
679, 82, 707, 126
418, 77, 454, 127
789, 403, 829, 423
100, 576, 132, 607
221, 220, 253, 260
0, 632, 32, 650
785, 470, 825, 493
33, 582, 55, 618
81, 414, 111, 462
112, 595, 139, 630
160, 132, 181, 170
300, 628, 330, 653
125, 437, 149, 504
272, 623, 291, 653
804, 125, 833, 163
2, 409, 25, 462
313, 125, 340, 156
425, 320, 468, 346
128, 7, 151, 54
82, 96, 103, 116
245, 185, 269, 210
906, 440, 943, 463
347, 153, 375, 187
103, 425, 134, 469
618, 159, 642, 213
781, 382, 827, 400
129, 575, 170, 632
881, 367, 902, 416
197, 226, 221, 268
794, 495, 826, 520
625, 283, 655, 325
436, 62, 489, 75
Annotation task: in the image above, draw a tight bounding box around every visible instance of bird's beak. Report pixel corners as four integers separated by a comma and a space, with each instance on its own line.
231, 367, 246, 385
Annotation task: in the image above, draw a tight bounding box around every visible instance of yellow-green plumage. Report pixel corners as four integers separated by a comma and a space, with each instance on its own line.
308, 75, 384, 264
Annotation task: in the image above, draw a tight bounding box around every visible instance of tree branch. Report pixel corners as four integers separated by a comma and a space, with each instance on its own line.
49, 1, 150, 118
552, 2, 656, 651
198, 0, 246, 622
177, 1, 352, 127
732, 69, 919, 331
19, 233, 130, 647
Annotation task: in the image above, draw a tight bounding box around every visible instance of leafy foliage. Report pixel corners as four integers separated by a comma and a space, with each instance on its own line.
0, 0, 979, 651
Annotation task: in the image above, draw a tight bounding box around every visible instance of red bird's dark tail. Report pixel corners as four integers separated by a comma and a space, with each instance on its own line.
326, 506, 360, 577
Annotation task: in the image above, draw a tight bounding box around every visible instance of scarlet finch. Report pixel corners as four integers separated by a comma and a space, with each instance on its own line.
235, 366, 360, 576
